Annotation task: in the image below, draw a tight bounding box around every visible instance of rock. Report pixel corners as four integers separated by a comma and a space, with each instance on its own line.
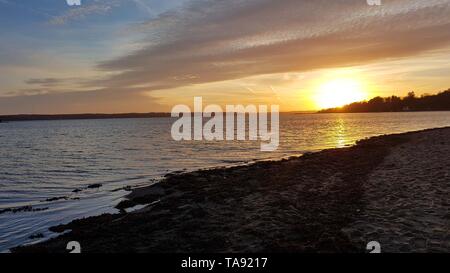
29, 233, 44, 239
1, 206, 49, 214
45, 196, 68, 202
115, 199, 136, 210
0, 208, 12, 214
111, 186, 132, 192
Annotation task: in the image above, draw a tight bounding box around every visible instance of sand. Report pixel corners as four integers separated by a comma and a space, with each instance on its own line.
342, 128, 449, 252
13, 127, 450, 253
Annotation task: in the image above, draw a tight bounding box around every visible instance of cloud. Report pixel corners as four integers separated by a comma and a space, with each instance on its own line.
25, 78, 65, 86
131, 0, 156, 16
48, 0, 170, 25
49, 0, 121, 25
0, 87, 165, 114
15, 77, 86, 96
3, 0, 450, 114
90, 0, 450, 92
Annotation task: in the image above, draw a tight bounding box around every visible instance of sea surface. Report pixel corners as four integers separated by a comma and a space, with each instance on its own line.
1, 112, 449, 252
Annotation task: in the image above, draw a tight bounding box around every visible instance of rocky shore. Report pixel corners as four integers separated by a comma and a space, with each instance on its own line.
13, 128, 450, 253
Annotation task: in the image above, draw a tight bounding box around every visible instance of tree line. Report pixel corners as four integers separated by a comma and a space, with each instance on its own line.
319, 89, 450, 113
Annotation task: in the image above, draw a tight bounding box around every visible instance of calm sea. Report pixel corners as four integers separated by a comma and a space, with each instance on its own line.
1, 112, 449, 251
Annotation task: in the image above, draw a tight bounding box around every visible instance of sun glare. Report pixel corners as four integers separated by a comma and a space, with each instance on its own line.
315, 78, 368, 109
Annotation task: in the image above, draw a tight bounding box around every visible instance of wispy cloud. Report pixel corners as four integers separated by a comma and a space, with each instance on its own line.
47, 0, 164, 25
90, 0, 450, 92
0, 86, 165, 114
131, 0, 156, 16
25, 78, 66, 86
2, 0, 450, 114
49, 0, 121, 25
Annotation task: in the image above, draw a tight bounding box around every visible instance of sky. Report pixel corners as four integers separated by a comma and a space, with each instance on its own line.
0, 0, 450, 114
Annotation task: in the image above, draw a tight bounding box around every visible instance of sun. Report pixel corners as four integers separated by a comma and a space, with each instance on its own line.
315, 78, 368, 109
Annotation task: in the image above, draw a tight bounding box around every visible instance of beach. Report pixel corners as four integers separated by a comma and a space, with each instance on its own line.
13, 127, 450, 253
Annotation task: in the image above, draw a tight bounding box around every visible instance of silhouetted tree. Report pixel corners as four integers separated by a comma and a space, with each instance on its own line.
319, 89, 450, 113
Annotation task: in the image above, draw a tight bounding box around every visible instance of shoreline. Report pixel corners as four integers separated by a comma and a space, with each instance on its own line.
0, 113, 171, 122
13, 127, 450, 253
2, 111, 450, 123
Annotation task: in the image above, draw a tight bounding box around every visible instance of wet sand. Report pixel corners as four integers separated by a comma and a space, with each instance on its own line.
13, 127, 450, 253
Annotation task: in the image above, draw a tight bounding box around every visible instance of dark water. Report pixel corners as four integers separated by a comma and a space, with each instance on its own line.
1, 112, 449, 251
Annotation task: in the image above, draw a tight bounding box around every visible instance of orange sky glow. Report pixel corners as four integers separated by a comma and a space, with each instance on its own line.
1, 0, 450, 114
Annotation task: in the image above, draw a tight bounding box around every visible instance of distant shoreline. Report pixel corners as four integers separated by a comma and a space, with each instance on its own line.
2, 110, 450, 123
0, 112, 313, 122
0, 113, 171, 122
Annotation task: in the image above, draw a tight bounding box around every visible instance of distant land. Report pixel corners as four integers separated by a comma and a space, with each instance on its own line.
319, 89, 450, 113
1, 89, 449, 122
0, 113, 170, 122
0, 111, 318, 122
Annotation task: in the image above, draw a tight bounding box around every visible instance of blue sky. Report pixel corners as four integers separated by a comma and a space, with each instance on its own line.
0, 0, 186, 77
1, 0, 450, 114
0, 0, 190, 113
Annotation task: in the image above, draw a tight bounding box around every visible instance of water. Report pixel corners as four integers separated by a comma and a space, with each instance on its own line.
1, 112, 449, 251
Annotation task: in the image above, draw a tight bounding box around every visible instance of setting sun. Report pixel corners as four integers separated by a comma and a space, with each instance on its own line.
315, 78, 368, 109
